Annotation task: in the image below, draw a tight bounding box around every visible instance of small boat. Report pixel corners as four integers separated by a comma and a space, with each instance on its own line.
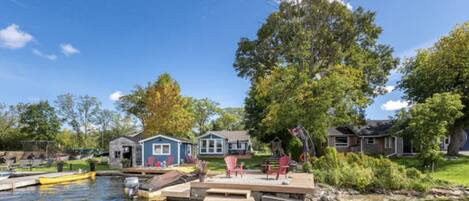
0, 172, 11, 180
39, 172, 96, 185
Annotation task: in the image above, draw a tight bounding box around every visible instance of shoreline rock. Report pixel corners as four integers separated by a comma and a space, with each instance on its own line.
305, 183, 469, 201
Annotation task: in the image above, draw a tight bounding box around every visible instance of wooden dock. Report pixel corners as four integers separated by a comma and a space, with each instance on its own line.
191, 172, 315, 195
123, 165, 196, 175
0, 172, 76, 191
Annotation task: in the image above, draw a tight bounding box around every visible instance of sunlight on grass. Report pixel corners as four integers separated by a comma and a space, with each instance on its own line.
393, 155, 469, 186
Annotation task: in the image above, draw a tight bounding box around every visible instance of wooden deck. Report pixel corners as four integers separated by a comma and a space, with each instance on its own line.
0, 172, 76, 191
122, 165, 196, 174
191, 172, 315, 194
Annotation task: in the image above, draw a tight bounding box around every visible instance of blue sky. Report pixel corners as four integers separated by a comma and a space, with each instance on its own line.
1, 0, 469, 120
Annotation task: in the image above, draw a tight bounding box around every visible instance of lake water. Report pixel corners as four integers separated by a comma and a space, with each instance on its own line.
0, 176, 142, 201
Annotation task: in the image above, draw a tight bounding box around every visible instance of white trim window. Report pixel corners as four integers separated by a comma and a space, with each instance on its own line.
384, 137, 394, 148
334, 136, 348, 147
153, 143, 171, 155
366, 137, 375, 144
199, 139, 224, 154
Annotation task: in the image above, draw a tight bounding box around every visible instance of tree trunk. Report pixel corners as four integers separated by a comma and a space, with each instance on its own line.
447, 119, 466, 156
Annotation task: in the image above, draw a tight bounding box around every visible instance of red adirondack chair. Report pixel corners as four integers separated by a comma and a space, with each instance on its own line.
167, 156, 174, 166
266, 156, 290, 180
224, 155, 243, 178
155, 160, 161, 168
145, 156, 156, 167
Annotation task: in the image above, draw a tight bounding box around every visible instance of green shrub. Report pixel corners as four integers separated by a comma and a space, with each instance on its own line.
311, 148, 439, 192
286, 138, 303, 161
302, 161, 312, 173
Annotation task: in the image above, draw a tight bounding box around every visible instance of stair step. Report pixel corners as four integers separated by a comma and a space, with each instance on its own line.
205, 188, 251, 199
204, 195, 255, 201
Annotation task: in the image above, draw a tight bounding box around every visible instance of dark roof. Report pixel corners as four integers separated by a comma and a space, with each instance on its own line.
207, 131, 250, 142
327, 126, 357, 136
358, 120, 393, 137
111, 132, 143, 142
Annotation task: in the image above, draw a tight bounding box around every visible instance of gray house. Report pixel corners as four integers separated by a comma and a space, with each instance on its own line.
109, 133, 143, 168
197, 131, 251, 157
327, 120, 407, 156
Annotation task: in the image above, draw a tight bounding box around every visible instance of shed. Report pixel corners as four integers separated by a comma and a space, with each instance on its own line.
140, 134, 193, 166
109, 132, 143, 168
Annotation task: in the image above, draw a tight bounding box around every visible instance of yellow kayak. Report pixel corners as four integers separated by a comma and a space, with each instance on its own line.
39, 172, 96, 185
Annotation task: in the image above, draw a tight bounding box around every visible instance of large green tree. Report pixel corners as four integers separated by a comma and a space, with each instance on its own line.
0, 103, 28, 150
189, 98, 221, 135
117, 85, 149, 128
19, 101, 61, 141
55, 93, 101, 146
144, 73, 195, 138
211, 107, 245, 131
234, 0, 397, 151
399, 22, 469, 156
405, 93, 464, 169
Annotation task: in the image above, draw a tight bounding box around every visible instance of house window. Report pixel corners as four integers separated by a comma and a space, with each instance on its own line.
201, 140, 207, 153
199, 139, 224, 154
114, 151, 121, 158
187, 145, 192, 155
335, 137, 348, 147
385, 137, 394, 148
366, 137, 375, 144
153, 143, 171, 155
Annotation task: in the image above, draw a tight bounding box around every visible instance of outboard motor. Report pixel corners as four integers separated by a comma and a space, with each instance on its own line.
124, 177, 139, 198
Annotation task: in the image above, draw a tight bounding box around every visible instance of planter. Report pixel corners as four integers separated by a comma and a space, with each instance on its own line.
57, 163, 64, 172
199, 174, 206, 182
89, 162, 96, 172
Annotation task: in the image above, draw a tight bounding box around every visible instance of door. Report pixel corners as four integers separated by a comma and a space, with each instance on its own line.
123, 146, 133, 167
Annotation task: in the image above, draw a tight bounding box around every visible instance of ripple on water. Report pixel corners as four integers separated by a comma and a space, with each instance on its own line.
0, 176, 142, 201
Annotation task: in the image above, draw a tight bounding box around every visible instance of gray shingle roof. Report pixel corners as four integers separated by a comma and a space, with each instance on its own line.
358, 120, 393, 137
208, 130, 250, 142
327, 126, 357, 136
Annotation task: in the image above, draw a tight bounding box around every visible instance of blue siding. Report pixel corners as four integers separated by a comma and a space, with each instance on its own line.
142, 136, 180, 166
462, 130, 469, 151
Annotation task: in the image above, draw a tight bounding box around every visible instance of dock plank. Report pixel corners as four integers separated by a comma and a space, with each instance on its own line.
0, 172, 76, 191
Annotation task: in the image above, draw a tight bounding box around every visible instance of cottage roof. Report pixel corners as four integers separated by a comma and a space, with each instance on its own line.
358, 120, 393, 137
139, 134, 192, 144
327, 126, 357, 136
204, 130, 250, 142
110, 131, 143, 143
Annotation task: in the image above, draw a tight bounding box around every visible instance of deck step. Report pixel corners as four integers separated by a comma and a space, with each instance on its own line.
205, 188, 252, 200
204, 195, 255, 201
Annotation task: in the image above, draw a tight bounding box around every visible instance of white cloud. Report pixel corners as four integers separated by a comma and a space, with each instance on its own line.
0, 24, 34, 49
109, 91, 123, 101
32, 48, 57, 61
381, 100, 409, 111
60, 43, 80, 56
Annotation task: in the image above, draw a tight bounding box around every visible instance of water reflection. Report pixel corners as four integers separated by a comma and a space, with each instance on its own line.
0, 176, 143, 201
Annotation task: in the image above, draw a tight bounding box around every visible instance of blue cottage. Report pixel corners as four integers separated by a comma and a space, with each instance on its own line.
139, 134, 193, 166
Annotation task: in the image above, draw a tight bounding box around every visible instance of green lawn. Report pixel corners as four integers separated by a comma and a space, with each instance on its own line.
201, 155, 270, 173
392, 155, 469, 186
16, 159, 112, 172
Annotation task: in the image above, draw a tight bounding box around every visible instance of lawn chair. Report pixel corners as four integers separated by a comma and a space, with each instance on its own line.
167, 156, 174, 167
224, 155, 243, 178
185, 155, 196, 163
266, 156, 290, 180
155, 161, 161, 168
145, 156, 156, 167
